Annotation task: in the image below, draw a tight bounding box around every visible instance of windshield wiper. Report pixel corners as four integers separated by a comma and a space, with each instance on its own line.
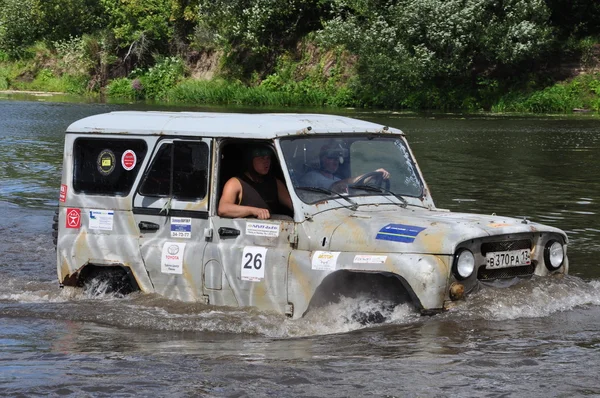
296, 186, 358, 210
348, 184, 408, 208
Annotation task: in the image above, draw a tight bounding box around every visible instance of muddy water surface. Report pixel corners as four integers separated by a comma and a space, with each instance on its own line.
1, 99, 600, 397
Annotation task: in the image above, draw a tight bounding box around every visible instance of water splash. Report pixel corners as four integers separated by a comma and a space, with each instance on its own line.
2, 273, 600, 338
447, 275, 600, 321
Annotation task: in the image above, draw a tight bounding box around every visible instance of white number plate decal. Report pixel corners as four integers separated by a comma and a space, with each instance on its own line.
486, 249, 531, 269
241, 246, 267, 282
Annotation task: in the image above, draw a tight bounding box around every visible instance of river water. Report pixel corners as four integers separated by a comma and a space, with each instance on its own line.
1, 97, 600, 397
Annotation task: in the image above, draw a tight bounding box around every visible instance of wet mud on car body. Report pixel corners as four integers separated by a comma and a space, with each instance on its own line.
55, 112, 569, 319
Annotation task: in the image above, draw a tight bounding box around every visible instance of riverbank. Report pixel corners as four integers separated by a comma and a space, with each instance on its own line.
2, 56, 600, 115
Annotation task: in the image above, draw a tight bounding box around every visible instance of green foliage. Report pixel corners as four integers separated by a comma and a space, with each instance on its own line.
195, 0, 326, 77
99, 0, 174, 54
317, 0, 554, 108
0, 59, 25, 90
35, 0, 107, 43
53, 36, 96, 76
106, 77, 140, 99
546, 0, 600, 39
166, 77, 340, 107
8, 67, 89, 94
576, 37, 600, 69
131, 56, 185, 100
0, 0, 39, 57
0, 0, 107, 57
492, 73, 600, 113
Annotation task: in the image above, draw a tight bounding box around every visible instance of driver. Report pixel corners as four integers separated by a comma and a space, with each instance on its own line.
299, 144, 390, 190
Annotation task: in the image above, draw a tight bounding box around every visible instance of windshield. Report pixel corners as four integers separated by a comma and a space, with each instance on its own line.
280, 135, 423, 204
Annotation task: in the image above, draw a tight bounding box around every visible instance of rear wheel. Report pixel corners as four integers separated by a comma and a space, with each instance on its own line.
79, 265, 138, 296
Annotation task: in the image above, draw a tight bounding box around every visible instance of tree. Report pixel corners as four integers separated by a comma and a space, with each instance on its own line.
36, 0, 107, 43
317, 0, 554, 107
195, 0, 327, 77
0, 0, 39, 56
545, 0, 600, 38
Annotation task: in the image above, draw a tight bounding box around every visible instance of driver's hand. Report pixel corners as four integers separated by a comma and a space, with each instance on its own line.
253, 208, 271, 219
375, 168, 390, 179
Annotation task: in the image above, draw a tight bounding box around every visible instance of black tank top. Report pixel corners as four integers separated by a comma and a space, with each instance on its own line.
237, 174, 279, 211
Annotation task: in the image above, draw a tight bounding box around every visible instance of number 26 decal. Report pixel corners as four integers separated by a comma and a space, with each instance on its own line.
241, 246, 267, 282
243, 251, 263, 269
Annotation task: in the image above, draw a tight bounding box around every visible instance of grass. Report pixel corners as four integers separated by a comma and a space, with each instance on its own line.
166, 78, 334, 107
492, 73, 600, 113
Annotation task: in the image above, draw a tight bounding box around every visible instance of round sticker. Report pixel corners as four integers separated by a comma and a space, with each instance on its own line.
122, 150, 137, 171
97, 149, 116, 176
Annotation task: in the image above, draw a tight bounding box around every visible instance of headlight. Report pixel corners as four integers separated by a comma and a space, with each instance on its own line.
544, 240, 564, 270
454, 249, 475, 279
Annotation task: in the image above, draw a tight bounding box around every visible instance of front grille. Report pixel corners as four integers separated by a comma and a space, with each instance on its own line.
480, 239, 531, 255
477, 263, 536, 280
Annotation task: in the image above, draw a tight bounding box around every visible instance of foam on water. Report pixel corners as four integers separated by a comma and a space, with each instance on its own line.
2, 273, 600, 338
446, 275, 600, 321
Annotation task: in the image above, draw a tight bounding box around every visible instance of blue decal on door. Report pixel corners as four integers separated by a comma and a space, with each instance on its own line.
376, 224, 425, 243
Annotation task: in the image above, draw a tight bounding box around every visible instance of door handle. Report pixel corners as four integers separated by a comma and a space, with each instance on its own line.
139, 221, 160, 231
218, 227, 240, 237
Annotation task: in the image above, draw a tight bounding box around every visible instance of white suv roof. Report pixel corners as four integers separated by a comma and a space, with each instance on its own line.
66, 111, 403, 138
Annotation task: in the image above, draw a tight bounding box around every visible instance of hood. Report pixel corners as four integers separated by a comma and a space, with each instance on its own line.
304, 207, 564, 254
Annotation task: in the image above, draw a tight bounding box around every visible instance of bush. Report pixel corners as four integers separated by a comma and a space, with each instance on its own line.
106, 77, 141, 99
491, 74, 600, 113
36, 0, 107, 44
99, 0, 174, 58
317, 0, 554, 109
131, 56, 185, 100
0, 0, 39, 56
195, 0, 327, 78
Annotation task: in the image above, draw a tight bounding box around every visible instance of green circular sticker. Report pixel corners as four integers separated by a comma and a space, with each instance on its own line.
97, 149, 116, 175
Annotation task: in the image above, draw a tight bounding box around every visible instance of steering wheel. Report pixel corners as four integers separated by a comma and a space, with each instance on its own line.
352, 171, 390, 190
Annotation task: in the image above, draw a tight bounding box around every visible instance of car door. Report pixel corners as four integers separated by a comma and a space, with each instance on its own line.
133, 138, 211, 302
204, 215, 295, 313
202, 140, 295, 315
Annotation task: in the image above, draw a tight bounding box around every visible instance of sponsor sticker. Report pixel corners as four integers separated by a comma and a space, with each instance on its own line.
353, 254, 388, 264
97, 149, 116, 176
66, 208, 81, 229
59, 184, 67, 202
89, 209, 114, 230
311, 251, 340, 271
376, 223, 425, 243
171, 217, 192, 238
161, 242, 186, 274
121, 149, 137, 171
246, 222, 280, 237
241, 246, 267, 281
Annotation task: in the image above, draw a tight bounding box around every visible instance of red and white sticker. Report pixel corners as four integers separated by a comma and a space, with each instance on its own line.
66, 208, 81, 229
121, 150, 137, 171
59, 184, 67, 202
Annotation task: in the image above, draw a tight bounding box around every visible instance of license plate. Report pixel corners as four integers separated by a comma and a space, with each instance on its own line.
485, 249, 531, 269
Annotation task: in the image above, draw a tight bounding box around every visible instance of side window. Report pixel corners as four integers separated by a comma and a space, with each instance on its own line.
73, 138, 147, 196
139, 141, 209, 200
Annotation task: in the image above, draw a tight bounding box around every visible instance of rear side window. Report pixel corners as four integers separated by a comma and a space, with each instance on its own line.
139, 141, 209, 200
73, 138, 147, 195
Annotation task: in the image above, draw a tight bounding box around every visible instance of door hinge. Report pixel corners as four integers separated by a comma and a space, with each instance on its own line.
202, 295, 209, 305
288, 232, 298, 247
204, 227, 213, 241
